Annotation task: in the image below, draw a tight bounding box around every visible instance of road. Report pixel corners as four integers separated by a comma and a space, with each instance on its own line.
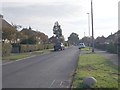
2, 46, 80, 88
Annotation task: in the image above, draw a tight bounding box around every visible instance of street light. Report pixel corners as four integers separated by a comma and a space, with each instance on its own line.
86, 13, 90, 37
91, 0, 94, 52
87, 13, 91, 49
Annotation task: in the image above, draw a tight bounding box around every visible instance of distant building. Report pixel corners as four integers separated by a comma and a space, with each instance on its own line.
48, 36, 56, 43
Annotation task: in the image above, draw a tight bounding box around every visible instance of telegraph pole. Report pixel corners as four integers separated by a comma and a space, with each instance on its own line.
91, 0, 94, 52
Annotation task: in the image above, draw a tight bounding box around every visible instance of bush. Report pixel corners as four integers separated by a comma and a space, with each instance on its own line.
94, 43, 107, 51
118, 33, 120, 55
20, 44, 53, 53
2, 43, 12, 57
47, 44, 54, 49
106, 42, 117, 54
20, 44, 37, 53
37, 44, 44, 50
95, 42, 117, 54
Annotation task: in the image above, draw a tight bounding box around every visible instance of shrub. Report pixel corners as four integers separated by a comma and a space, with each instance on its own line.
2, 43, 12, 57
20, 44, 53, 53
106, 42, 117, 54
47, 44, 54, 49
37, 44, 44, 50
94, 43, 107, 51
20, 44, 37, 53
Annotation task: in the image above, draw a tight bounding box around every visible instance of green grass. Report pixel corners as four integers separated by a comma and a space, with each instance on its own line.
2, 53, 30, 60
2, 49, 53, 61
81, 47, 91, 51
73, 52, 118, 88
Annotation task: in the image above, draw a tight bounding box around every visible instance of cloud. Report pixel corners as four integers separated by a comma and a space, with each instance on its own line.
1, 0, 119, 40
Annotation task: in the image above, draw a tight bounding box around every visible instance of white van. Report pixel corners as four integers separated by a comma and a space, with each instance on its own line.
78, 43, 86, 49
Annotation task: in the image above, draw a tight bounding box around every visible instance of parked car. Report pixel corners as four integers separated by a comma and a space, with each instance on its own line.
78, 43, 86, 49
61, 43, 65, 50
54, 43, 65, 51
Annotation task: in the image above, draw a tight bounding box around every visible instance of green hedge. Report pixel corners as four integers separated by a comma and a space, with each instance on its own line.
95, 43, 107, 51
2, 43, 53, 55
118, 34, 120, 55
20, 45, 35, 53
37, 44, 44, 50
2, 43, 12, 56
106, 42, 117, 54
20, 44, 53, 53
94, 42, 117, 54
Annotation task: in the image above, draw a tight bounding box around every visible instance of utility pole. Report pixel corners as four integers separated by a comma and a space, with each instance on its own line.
91, 0, 94, 52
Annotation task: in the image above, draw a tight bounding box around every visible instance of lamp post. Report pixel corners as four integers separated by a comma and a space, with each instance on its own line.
87, 13, 91, 49
91, 0, 94, 52
86, 13, 90, 37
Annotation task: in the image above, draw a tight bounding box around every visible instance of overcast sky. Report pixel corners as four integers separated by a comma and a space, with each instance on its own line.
0, 0, 119, 40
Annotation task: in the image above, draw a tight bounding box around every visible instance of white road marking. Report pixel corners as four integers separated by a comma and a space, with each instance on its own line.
2, 55, 36, 66
2, 61, 14, 66
49, 80, 55, 88
60, 81, 63, 86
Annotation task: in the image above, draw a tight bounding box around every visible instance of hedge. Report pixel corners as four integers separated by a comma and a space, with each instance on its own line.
2, 43, 12, 56
94, 43, 107, 51
20, 44, 53, 53
106, 42, 117, 54
2, 43, 53, 55
20, 45, 36, 53
95, 42, 117, 54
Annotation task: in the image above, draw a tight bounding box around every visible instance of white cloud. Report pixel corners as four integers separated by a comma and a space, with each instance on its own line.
1, 0, 119, 40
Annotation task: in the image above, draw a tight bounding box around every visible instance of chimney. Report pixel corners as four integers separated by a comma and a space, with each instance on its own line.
0, 14, 3, 18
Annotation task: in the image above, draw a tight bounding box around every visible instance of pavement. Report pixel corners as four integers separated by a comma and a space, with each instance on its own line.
94, 49, 118, 66
80, 48, 118, 66
2, 46, 80, 88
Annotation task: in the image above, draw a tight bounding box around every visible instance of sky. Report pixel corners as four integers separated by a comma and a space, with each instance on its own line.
0, 0, 119, 40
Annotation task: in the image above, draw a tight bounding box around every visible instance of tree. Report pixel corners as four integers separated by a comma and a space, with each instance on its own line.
95, 36, 106, 44
37, 32, 48, 44
52, 21, 64, 44
2, 19, 17, 43
80, 36, 92, 46
20, 38, 37, 44
68, 32, 79, 45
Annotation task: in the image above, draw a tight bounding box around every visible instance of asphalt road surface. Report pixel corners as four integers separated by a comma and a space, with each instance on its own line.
2, 46, 80, 88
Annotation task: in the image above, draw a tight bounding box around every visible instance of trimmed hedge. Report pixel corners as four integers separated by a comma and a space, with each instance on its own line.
118, 33, 120, 56
20, 44, 53, 53
2, 43, 53, 56
2, 43, 12, 56
20, 45, 35, 53
106, 42, 117, 54
95, 43, 107, 51
95, 42, 117, 54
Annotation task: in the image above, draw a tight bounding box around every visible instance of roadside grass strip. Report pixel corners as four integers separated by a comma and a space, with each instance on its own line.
73, 52, 118, 88
2, 49, 53, 61
81, 47, 91, 51
2, 53, 31, 60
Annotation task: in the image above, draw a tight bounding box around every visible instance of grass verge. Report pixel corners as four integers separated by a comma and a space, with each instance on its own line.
2, 49, 53, 61
73, 51, 118, 88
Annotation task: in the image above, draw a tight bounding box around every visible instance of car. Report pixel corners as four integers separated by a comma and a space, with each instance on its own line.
61, 43, 65, 50
54, 43, 65, 51
78, 43, 86, 49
